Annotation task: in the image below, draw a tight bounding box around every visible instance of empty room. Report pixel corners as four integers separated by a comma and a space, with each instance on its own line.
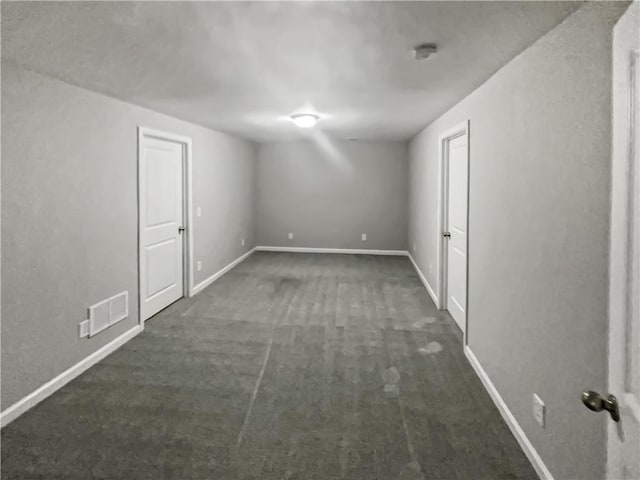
1, 1, 639, 479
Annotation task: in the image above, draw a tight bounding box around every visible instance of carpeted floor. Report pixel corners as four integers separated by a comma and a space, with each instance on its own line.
1, 252, 537, 479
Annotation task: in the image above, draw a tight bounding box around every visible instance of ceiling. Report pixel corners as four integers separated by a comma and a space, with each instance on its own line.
2, 1, 582, 142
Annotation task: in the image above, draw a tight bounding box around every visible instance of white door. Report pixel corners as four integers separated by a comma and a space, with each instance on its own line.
139, 134, 185, 321
608, 4, 640, 477
444, 132, 468, 333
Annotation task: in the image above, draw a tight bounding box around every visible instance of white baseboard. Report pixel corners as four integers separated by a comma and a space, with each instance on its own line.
192, 248, 256, 295
464, 346, 553, 480
407, 253, 440, 308
1, 324, 143, 428
255, 246, 409, 256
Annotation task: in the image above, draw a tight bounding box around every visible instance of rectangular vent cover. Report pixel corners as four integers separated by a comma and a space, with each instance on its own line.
88, 291, 129, 337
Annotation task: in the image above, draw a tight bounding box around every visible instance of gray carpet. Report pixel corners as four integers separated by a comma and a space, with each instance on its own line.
1, 252, 537, 479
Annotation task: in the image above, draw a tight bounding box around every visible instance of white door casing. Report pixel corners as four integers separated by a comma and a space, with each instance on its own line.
138, 128, 192, 322
439, 121, 470, 335
608, 3, 640, 478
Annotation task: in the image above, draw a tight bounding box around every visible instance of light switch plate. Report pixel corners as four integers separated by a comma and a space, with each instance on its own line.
361, 234, 367, 241
241, 238, 245, 246
197, 261, 202, 272
196, 207, 202, 217
288, 232, 293, 240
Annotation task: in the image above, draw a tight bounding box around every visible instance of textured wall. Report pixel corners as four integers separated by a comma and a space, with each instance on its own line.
408, 3, 628, 479
1, 63, 256, 409
256, 141, 408, 251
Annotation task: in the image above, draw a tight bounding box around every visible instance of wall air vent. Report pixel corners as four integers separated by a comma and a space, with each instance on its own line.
87, 291, 129, 337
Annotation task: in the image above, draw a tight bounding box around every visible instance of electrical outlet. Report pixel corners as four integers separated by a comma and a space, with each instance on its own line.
196, 207, 202, 217
288, 232, 293, 240
361, 233, 367, 241
79, 320, 89, 339
241, 238, 245, 247
533, 393, 546, 428
197, 261, 202, 272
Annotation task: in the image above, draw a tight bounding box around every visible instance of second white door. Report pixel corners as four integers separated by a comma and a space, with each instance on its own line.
139, 133, 185, 321
444, 131, 468, 333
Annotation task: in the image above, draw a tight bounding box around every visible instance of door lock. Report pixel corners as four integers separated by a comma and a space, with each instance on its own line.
178, 226, 185, 234
581, 390, 620, 422
442, 232, 451, 238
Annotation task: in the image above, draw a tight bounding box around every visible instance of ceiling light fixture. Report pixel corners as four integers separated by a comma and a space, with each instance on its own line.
290, 113, 319, 128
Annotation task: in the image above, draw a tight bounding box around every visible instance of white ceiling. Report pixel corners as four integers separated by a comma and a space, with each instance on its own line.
2, 1, 582, 142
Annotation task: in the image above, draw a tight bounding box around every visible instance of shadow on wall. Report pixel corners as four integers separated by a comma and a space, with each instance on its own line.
309, 131, 355, 176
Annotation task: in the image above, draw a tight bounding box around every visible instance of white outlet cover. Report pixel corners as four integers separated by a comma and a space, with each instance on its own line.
79, 320, 89, 338
288, 232, 293, 240
196, 207, 202, 217
241, 238, 245, 246
533, 393, 546, 428
197, 261, 202, 271
361, 234, 367, 241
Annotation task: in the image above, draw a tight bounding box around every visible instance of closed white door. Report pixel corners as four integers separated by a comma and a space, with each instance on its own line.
607, 10, 639, 476
139, 135, 185, 321
445, 133, 468, 333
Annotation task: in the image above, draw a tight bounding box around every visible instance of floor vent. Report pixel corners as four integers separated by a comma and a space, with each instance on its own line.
88, 291, 129, 337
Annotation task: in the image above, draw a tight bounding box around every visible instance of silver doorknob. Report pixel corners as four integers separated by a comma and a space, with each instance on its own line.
581, 390, 620, 422
178, 226, 185, 234
442, 232, 451, 238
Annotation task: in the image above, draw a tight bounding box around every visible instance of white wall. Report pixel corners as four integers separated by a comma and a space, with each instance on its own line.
1, 62, 256, 410
408, 3, 629, 479
256, 141, 408, 251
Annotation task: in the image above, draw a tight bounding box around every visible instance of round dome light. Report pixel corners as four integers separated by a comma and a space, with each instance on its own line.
290, 113, 319, 128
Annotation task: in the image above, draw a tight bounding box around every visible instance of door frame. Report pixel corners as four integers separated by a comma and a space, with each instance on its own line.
137, 126, 194, 326
437, 120, 470, 342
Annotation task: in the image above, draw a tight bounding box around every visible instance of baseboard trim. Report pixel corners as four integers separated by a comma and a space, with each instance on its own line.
407, 253, 440, 308
255, 246, 409, 256
464, 346, 553, 480
192, 248, 256, 295
1, 324, 143, 428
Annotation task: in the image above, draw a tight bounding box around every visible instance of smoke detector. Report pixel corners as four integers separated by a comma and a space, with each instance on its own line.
413, 43, 438, 60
